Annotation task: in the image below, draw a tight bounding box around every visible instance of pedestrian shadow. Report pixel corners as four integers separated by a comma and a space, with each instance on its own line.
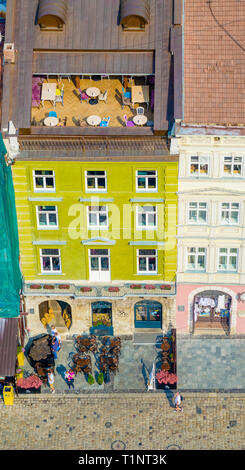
56, 364, 67, 382
164, 389, 175, 408
141, 359, 149, 388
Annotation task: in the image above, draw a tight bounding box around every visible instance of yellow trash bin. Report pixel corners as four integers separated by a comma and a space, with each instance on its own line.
3, 386, 14, 406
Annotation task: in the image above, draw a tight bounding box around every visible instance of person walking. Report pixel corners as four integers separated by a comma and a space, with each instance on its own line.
51, 335, 60, 360
47, 370, 55, 394
174, 391, 183, 412
65, 369, 75, 390
50, 325, 57, 336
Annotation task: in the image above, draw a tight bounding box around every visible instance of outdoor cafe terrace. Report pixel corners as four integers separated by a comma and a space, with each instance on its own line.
31, 75, 155, 134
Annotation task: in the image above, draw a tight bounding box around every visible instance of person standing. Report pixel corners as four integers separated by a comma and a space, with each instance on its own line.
174, 391, 183, 412
50, 325, 57, 336
65, 369, 75, 390
51, 336, 60, 360
47, 370, 55, 394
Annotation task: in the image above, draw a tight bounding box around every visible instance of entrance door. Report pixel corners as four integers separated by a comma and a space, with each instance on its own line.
135, 301, 162, 329
91, 301, 113, 335
89, 249, 110, 281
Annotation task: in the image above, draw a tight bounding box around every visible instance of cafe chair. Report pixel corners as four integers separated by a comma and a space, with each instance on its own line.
136, 106, 145, 115
99, 90, 108, 103
100, 116, 111, 127
124, 115, 135, 127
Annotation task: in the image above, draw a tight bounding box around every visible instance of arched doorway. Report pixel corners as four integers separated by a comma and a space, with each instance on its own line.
134, 300, 162, 329
193, 290, 231, 332
39, 300, 72, 330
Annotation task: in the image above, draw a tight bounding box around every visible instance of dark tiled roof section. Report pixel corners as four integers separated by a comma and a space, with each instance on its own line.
184, 0, 245, 125
18, 136, 175, 159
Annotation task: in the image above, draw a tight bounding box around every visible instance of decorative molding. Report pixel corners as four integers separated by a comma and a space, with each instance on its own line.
28, 197, 63, 201
130, 198, 164, 203
32, 240, 66, 245
82, 237, 116, 245
128, 241, 165, 246
79, 197, 114, 202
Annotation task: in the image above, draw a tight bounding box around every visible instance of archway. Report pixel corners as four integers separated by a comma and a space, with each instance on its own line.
39, 300, 72, 330
192, 289, 231, 333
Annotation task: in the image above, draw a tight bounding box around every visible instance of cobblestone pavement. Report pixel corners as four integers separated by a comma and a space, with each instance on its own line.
0, 393, 245, 450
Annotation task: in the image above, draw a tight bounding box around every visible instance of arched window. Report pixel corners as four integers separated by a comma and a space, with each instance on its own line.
37, 0, 67, 31
193, 290, 231, 332
135, 300, 162, 328
120, 0, 150, 31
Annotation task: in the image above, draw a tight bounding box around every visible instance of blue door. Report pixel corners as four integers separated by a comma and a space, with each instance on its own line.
135, 301, 162, 329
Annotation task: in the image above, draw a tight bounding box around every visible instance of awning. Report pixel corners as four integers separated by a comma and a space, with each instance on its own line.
0, 318, 18, 377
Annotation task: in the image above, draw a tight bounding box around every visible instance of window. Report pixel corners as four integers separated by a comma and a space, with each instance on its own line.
188, 202, 208, 224
89, 249, 110, 281
136, 171, 157, 191
40, 249, 61, 273
223, 156, 243, 177
137, 249, 157, 274
221, 202, 240, 225
190, 156, 209, 176
87, 206, 108, 229
36, 206, 58, 229
33, 170, 55, 191
136, 205, 157, 229
218, 248, 238, 271
187, 247, 206, 271
85, 171, 107, 192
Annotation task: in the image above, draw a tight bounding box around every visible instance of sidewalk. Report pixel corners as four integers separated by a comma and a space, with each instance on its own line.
1, 392, 245, 450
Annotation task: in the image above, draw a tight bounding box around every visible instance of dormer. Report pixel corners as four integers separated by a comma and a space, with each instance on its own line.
120, 0, 150, 31
37, 0, 67, 31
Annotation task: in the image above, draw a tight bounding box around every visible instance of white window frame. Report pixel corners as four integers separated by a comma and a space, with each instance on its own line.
137, 249, 158, 274
136, 205, 158, 230
87, 205, 109, 230
89, 249, 111, 281
33, 170, 55, 192
136, 170, 158, 192
223, 156, 243, 177
220, 202, 240, 225
40, 248, 61, 274
85, 170, 107, 192
188, 202, 208, 224
217, 248, 238, 272
189, 156, 209, 177
186, 247, 206, 271
36, 205, 59, 229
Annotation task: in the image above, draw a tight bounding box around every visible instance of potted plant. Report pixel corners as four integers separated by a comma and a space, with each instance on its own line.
144, 285, 156, 290
30, 284, 42, 289
97, 372, 104, 385
43, 284, 55, 290
160, 285, 171, 290
58, 284, 70, 289
108, 287, 120, 292
80, 287, 92, 292
87, 374, 95, 385
156, 370, 178, 389
130, 284, 142, 289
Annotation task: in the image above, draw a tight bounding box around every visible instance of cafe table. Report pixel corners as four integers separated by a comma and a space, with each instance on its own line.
87, 115, 101, 126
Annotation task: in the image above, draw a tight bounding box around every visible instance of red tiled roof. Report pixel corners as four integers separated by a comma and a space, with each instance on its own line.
184, 0, 245, 125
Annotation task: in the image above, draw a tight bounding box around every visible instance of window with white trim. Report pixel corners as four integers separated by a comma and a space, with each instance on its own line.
33, 170, 55, 191
85, 171, 107, 192
137, 249, 157, 274
221, 202, 240, 225
136, 205, 157, 229
190, 156, 209, 176
87, 205, 108, 229
218, 248, 238, 271
188, 202, 208, 224
186, 247, 206, 271
136, 170, 158, 191
223, 156, 243, 177
36, 206, 58, 229
40, 249, 61, 273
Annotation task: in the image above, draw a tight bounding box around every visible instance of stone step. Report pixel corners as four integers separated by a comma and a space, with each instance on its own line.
133, 331, 163, 345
